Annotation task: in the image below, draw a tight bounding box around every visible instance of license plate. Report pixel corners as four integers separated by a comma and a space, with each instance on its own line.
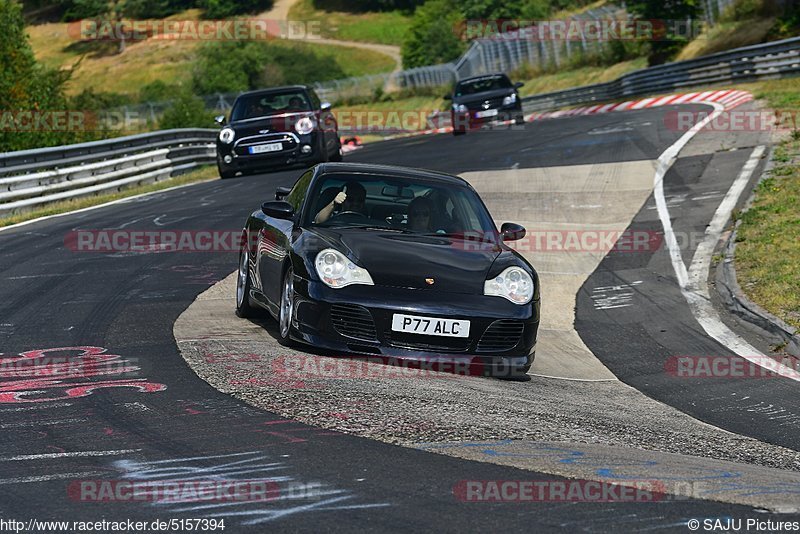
391, 314, 470, 338
248, 142, 282, 154
475, 109, 498, 119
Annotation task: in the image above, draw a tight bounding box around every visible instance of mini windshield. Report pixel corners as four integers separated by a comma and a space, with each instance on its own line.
231, 90, 311, 121
306, 173, 496, 236
454, 76, 512, 97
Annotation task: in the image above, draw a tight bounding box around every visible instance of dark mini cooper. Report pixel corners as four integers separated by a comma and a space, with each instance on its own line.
215, 85, 342, 178
446, 73, 525, 135
235, 162, 540, 377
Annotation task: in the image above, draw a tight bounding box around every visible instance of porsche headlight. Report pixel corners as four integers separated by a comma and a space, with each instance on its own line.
219, 127, 235, 144
295, 116, 317, 135
315, 249, 374, 288
484, 266, 533, 304
502, 93, 517, 106
453, 104, 468, 113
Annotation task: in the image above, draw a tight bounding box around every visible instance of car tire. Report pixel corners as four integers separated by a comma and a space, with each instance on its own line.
235, 248, 257, 318
452, 129, 466, 136
277, 265, 295, 345
515, 115, 525, 125
329, 140, 343, 162
218, 163, 236, 179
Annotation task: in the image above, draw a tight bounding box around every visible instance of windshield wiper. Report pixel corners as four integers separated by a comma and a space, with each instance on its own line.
333, 225, 412, 233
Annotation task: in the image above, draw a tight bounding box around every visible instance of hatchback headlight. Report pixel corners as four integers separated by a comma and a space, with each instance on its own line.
453, 104, 468, 113
502, 93, 517, 106
315, 249, 374, 288
219, 127, 235, 144
484, 266, 533, 304
295, 116, 317, 135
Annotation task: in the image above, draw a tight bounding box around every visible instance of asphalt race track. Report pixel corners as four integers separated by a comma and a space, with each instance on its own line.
1, 103, 799, 531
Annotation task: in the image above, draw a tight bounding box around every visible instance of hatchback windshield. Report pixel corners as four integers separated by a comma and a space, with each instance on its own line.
306, 173, 496, 236
231, 90, 311, 121
454, 75, 512, 97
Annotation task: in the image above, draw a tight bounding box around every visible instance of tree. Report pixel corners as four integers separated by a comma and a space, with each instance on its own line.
626, 0, 701, 65
159, 89, 214, 129
401, 0, 466, 68
0, 0, 79, 151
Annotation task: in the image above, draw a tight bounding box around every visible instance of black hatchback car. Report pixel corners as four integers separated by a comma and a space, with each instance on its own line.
446, 74, 525, 135
235, 162, 540, 377
215, 85, 342, 178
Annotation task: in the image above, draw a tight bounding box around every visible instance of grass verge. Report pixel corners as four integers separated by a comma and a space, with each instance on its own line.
0, 165, 218, 228
732, 77, 800, 329
288, 0, 411, 46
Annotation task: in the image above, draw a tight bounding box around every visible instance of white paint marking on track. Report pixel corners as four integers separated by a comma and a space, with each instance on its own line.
0, 472, 102, 485
0, 449, 141, 461
653, 110, 800, 382
0, 418, 88, 429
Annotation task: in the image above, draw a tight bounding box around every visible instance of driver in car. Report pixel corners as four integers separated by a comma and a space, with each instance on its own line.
314, 181, 367, 223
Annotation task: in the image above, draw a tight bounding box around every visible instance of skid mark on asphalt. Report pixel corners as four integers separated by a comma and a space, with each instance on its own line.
110, 451, 390, 525
591, 281, 643, 310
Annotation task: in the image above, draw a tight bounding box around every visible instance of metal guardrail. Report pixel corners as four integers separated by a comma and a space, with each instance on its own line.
0, 129, 217, 217
521, 36, 800, 111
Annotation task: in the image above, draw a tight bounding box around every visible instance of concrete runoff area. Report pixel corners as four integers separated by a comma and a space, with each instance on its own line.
175, 160, 800, 512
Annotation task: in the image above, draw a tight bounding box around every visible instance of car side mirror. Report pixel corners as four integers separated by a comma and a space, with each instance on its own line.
214, 115, 226, 125
443, 94, 452, 100
320, 102, 332, 111
262, 201, 295, 219
275, 186, 292, 200
514, 82, 524, 89
501, 222, 526, 241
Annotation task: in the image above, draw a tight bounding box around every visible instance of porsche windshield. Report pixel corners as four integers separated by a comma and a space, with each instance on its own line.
306, 174, 496, 235
231, 90, 311, 121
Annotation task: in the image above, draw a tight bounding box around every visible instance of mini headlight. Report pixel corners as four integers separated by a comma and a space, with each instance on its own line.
219, 127, 235, 144
453, 104, 468, 113
315, 248, 374, 288
484, 266, 533, 304
295, 116, 317, 135
502, 93, 517, 106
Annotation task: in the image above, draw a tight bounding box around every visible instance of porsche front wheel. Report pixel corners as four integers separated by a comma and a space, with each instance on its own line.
278, 265, 295, 345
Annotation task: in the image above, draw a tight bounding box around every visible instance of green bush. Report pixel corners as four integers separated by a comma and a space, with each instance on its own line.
191, 41, 346, 94
626, 0, 701, 65
200, 0, 273, 18
401, 0, 552, 69
138, 80, 180, 103
401, 0, 465, 68
159, 90, 215, 129
311, 0, 424, 12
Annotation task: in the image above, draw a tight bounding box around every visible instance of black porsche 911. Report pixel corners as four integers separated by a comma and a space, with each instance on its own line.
445, 73, 525, 135
235, 162, 539, 377
215, 85, 342, 178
